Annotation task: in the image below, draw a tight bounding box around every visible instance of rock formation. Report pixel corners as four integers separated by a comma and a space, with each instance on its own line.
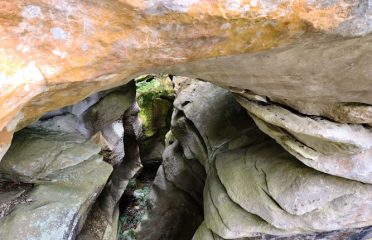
0, 80, 143, 240
78, 102, 143, 240
1, 0, 372, 161
142, 80, 372, 240
1, 0, 372, 239
235, 95, 372, 184
0, 127, 112, 240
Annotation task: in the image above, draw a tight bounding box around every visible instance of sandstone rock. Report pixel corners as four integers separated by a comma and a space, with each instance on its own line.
162, 140, 206, 204
33, 82, 135, 137
93, 120, 125, 166
137, 79, 251, 239
2, 0, 372, 162
78, 102, 142, 240
172, 80, 254, 167
215, 139, 372, 234
142, 79, 372, 239
1, 2, 372, 238
140, 80, 272, 239
194, 225, 372, 240
82, 83, 136, 137
34, 82, 136, 167
269, 101, 372, 127
0, 82, 138, 240
255, 226, 372, 240
235, 95, 372, 183
0, 127, 112, 240
164, 35, 372, 116
0, 127, 101, 182
136, 165, 203, 240
204, 157, 287, 239
192, 222, 215, 240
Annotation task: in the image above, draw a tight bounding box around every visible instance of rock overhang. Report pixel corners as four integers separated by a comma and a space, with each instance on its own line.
1, 0, 372, 160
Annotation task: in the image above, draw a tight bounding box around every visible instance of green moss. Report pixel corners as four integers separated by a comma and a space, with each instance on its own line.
136, 75, 175, 139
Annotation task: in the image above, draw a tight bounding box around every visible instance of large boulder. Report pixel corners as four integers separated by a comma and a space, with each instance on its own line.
211, 138, 372, 237
0, 127, 112, 240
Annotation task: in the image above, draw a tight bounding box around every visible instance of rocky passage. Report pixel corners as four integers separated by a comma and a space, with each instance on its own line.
141, 80, 372, 240
0, 75, 371, 240
136, 75, 175, 167
1, 0, 372, 239
0, 81, 140, 240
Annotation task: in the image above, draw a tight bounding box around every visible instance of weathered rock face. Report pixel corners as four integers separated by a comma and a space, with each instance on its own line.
79, 102, 143, 240
0, 80, 142, 240
137, 79, 252, 239
1, 0, 372, 161
193, 223, 372, 240
0, 127, 112, 240
34, 81, 136, 165
236, 96, 372, 184
211, 140, 372, 237
1, 1, 372, 239
144, 80, 372, 240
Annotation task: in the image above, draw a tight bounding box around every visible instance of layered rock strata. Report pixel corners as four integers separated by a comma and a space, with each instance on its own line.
144, 80, 372, 239
235, 95, 372, 184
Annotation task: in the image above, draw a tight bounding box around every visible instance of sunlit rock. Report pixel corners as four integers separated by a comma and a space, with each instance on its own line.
2, 0, 372, 160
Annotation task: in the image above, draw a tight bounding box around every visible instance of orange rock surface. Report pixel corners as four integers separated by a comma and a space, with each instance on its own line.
0, 0, 366, 159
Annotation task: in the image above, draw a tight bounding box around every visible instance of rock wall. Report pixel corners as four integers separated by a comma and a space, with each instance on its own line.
0, 77, 371, 239
0, 81, 142, 240
1, 1, 372, 238
144, 79, 372, 240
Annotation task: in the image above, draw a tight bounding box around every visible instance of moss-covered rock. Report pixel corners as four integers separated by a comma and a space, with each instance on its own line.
136, 75, 175, 165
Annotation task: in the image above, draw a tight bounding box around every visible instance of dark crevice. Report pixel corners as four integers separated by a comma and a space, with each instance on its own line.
279, 127, 318, 153
235, 92, 368, 125
181, 100, 191, 107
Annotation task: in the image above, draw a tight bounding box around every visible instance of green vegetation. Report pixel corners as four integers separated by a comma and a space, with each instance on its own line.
118, 183, 152, 240
136, 75, 175, 138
